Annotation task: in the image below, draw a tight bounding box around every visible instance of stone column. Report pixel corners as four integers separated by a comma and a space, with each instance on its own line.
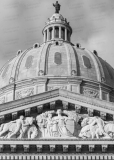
47, 28, 49, 41
65, 28, 67, 41
107, 93, 110, 102
59, 26, 61, 38
44, 30, 46, 42
52, 26, 55, 39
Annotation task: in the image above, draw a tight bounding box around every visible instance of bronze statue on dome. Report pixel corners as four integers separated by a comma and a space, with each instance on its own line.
53, 1, 61, 13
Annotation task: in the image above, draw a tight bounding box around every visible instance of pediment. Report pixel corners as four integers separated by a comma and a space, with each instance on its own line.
0, 89, 114, 117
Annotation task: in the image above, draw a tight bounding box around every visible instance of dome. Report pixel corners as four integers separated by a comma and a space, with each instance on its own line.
50, 13, 64, 21
0, 2, 114, 104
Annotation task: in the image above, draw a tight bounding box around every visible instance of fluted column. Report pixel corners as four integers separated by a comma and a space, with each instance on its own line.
52, 26, 55, 39
65, 28, 67, 41
59, 26, 61, 38
44, 30, 46, 42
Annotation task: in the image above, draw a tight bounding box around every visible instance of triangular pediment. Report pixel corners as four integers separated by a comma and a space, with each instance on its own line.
0, 89, 114, 116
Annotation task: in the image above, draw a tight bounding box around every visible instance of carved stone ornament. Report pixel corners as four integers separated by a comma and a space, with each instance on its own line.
0, 111, 113, 140
0, 96, 5, 104
83, 88, 99, 98
79, 116, 114, 139
38, 70, 44, 76
16, 88, 34, 99
48, 85, 67, 91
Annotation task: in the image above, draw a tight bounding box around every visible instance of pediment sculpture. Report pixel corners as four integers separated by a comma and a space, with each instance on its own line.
0, 109, 114, 139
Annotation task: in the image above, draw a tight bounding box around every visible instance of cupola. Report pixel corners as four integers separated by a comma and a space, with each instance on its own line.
42, 1, 72, 43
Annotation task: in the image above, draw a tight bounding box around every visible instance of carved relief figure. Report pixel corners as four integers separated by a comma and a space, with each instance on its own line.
79, 116, 114, 139
0, 116, 36, 139
36, 110, 76, 138
53, 109, 74, 137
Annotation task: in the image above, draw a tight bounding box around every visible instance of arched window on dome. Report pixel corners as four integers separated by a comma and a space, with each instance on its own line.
55, 26, 59, 38
61, 27, 65, 40
82, 55, 91, 68
54, 52, 62, 65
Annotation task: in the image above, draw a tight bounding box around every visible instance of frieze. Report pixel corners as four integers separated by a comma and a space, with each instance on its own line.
83, 88, 99, 98
16, 88, 34, 99
0, 109, 114, 140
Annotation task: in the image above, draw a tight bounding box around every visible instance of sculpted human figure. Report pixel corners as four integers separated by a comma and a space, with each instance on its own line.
8, 116, 33, 138
89, 116, 109, 138
46, 113, 56, 137
53, 109, 74, 137
79, 116, 110, 139
0, 115, 25, 138
0, 116, 34, 139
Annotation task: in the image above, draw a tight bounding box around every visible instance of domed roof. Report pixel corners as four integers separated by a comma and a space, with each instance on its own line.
0, 41, 114, 88
0, 1, 114, 104
50, 13, 64, 21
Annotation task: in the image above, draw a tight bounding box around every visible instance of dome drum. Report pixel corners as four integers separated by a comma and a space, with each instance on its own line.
0, 75, 112, 104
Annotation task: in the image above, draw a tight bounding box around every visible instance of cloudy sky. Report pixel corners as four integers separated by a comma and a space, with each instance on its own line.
0, 0, 114, 69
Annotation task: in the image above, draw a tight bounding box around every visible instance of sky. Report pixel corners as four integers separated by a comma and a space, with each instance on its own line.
0, 0, 114, 69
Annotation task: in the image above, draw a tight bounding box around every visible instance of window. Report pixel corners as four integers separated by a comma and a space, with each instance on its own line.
54, 52, 62, 65
49, 28, 52, 40
55, 27, 59, 38
25, 55, 34, 69
82, 55, 91, 68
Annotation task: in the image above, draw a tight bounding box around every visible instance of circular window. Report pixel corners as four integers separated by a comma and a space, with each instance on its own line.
54, 52, 62, 65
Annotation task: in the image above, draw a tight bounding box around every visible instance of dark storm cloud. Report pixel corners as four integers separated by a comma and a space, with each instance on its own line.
0, 0, 114, 69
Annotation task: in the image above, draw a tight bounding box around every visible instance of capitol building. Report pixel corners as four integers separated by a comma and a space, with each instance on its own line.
0, 1, 114, 160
